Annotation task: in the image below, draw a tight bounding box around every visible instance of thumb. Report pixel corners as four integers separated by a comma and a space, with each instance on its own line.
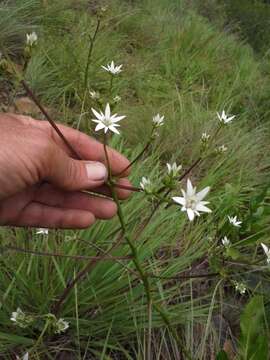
46, 146, 107, 191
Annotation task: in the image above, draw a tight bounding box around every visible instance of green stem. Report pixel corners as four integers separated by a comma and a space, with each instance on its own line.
30, 318, 50, 353
109, 75, 114, 98
117, 130, 155, 177
83, 18, 101, 91
103, 136, 187, 352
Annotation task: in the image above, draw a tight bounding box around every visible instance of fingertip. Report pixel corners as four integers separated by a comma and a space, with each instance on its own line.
78, 212, 96, 228
115, 178, 132, 199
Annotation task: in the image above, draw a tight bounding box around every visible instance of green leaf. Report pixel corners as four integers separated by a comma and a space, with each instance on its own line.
226, 247, 240, 260
239, 295, 269, 360
216, 350, 229, 360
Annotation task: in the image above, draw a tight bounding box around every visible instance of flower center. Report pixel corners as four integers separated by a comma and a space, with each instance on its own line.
186, 196, 197, 209
103, 117, 112, 126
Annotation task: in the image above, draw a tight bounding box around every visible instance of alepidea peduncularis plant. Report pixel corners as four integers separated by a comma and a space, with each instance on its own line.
2, 4, 258, 357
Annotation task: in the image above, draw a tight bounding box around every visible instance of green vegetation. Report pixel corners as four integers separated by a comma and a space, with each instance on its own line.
0, 0, 270, 358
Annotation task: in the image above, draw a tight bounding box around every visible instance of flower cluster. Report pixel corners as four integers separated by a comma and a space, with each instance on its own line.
140, 177, 153, 193
26, 32, 38, 47
228, 215, 242, 228
233, 281, 246, 295
166, 162, 182, 178
152, 114, 165, 127
11, 308, 34, 328
102, 61, 122, 75
54, 317, 69, 334
222, 236, 231, 248
217, 110, 236, 125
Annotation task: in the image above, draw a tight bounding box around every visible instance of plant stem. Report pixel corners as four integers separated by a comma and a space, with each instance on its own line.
2, 245, 131, 261
117, 132, 154, 177
83, 18, 101, 91
103, 136, 187, 352
21, 80, 81, 159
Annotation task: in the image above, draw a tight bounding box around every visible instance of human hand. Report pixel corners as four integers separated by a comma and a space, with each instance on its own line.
0, 113, 131, 228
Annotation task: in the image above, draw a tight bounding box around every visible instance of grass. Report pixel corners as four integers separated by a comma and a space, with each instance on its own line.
0, 0, 270, 358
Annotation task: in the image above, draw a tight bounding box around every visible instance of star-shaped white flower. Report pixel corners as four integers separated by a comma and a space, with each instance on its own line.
217, 145, 228, 153
152, 114, 165, 127
217, 110, 236, 125
261, 243, 270, 264
228, 215, 242, 227
172, 179, 211, 221
166, 162, 182, 177
91, 103, 125, 134
101, 61, 122, 75
54, 318, 69, 334
89, 90, 100, 99
233, 281, 246, 295
140, 177, 152, 193
222, 236, 231, 247
201, 132, 210, 142
26, 32, 38, 46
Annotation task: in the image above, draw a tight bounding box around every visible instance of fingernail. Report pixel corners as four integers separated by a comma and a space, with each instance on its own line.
86, 162, 107, 181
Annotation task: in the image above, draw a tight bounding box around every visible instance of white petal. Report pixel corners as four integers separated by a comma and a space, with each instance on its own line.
196, 203, 212, 213
111, 115, 126, 123
187, 208, 195, 221
196, 186, 210, 201
186, 179, 194, 196
172, 196, 185, 206
92, 108, 103, 120
105, 103, 111, 118
95, 123, 105, 132
261, 243, 269, 256
109, 125, 120, 134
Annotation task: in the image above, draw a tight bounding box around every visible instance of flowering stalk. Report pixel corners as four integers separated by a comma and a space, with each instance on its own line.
83, 18, 101, 91
117, 128, 156, 177
103, 135, 188, 354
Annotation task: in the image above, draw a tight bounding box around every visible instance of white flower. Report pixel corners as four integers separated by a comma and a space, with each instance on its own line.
91, 103, 125, 134
89, 90, 100, 99
140, 177, 152, 193
172, 179, 211, 221
113, 95, 121, 103
201, 132, 210, 142
261, 243, 270, 264
54, 318, 69, 334
217, 110, 236, 125
36, 228, 49, 235
152, 114, 165, 127
217, 145, 228, 153
166, 162, 182, 177
101, 61, 122, 75
222, 236, 231, 247
26, 32, 38, 46
11, 308, 33, 328
228, 215, 242, 228
233, 281, 246, 295
16, 353, 29, 360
